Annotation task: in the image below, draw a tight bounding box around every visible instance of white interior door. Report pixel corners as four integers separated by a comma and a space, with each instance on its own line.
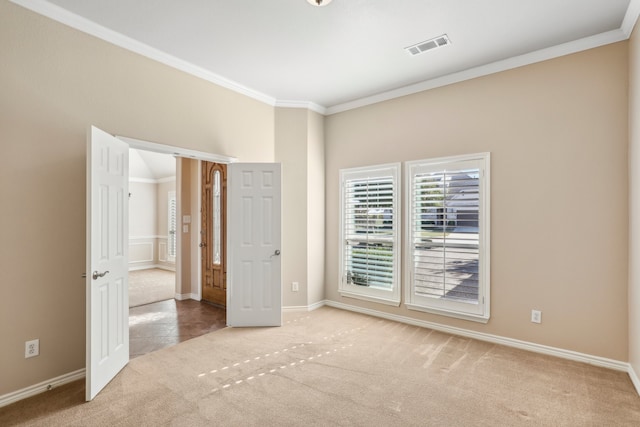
86, 126, 129, 401
227, 163, 282, 327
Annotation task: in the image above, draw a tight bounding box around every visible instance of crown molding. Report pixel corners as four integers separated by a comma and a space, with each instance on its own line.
10, 0, 276, 107
326, 29, 627, 115
275, 100, 327, 115
623, 0, 640, 38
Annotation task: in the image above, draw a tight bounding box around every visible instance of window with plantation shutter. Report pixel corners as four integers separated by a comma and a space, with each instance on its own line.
405, 153, 490, 322
339, 163, 401, 305
168, 191, 177, 262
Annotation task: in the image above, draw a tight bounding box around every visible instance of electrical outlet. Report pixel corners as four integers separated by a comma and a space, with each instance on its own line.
531, 310, 542, 324
25, 339, 39, 358
292, 282, 299, 292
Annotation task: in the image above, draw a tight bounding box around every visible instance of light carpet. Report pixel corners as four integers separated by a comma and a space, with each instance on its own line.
2, 307, 639, 426
128, 268, 175, 307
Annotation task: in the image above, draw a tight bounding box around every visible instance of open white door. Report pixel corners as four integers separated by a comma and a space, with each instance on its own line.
86, 126, 129, 401
227, 163, 282, 327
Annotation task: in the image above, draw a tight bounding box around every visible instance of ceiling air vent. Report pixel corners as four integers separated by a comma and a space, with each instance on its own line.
405, 34, 451, 56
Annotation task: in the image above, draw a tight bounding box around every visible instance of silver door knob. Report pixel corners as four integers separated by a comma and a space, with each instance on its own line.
92, 270, 109, 280
270, 250, 281, 258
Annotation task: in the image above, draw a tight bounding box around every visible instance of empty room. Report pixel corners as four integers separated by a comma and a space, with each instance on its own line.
2, 0, 640, 425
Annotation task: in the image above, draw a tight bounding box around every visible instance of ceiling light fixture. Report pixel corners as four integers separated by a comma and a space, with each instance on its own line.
307, 0, 333, 6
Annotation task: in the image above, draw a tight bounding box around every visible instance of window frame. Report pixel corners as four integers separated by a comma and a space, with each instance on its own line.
339, 163, 401, 306
167, 191, 177, 262
404, 153, 490, 323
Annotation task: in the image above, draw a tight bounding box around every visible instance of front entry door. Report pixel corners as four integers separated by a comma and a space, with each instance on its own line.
86, 126, 129, 401
201, 162, 227, 306
227, 163, 282, 327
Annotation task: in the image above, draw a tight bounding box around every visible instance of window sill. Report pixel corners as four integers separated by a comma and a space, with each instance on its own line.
405, 303, 489, 324
339, 290, 400, 307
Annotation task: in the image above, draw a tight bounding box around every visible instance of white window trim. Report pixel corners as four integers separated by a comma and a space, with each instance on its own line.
404, 152, 491, 323
339, 163, 401, 306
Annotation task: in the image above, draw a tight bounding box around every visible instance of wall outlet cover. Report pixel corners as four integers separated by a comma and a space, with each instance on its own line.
25, 339, 39, 358
531, 310, 542, 324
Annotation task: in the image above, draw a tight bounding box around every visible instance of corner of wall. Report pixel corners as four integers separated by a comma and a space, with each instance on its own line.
628, 21, 640, 389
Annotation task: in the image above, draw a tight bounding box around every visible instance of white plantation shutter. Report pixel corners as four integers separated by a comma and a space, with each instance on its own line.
339, 163, 401, 305
406, 154, 490, 322
168, 192, 177, 260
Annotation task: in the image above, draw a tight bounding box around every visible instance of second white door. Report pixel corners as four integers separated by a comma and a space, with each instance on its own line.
226, 163, 282, 327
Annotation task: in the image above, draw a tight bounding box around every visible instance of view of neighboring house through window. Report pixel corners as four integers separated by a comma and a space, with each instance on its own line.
168, 191, 177, 261
405, 153, 490, 322
339, 163, 401, 305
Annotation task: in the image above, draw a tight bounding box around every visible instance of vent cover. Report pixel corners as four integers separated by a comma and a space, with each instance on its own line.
405, 34, 451, 56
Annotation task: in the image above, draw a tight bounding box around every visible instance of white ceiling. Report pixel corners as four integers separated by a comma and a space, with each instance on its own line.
129, 148, 176, 180
12, 0, 637, 113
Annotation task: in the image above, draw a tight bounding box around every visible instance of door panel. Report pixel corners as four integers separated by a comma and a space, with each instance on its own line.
86, 126, 129, 401
201, 162, 227, 306
227, 163, 281, 327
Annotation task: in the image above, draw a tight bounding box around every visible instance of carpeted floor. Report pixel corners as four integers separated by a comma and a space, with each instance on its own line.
2, 307, 639, 426
128, 268, 175, 307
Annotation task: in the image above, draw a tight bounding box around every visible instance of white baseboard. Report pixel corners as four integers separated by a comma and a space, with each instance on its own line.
324, 300, 630, 373
308, 300, 326, 311
129, 264, 175, 272
282, 305, 309, 312
283, 300, 328, 312
128, 264, 156, 272
174, 293, 199, 301
0, 368, 85, 409
629, 364, 640, 395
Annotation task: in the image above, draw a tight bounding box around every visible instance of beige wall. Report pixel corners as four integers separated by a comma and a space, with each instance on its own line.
129, 182, 157, 237
325, 42, 629, 361
629, 27, 640, 378
307, 110, 326, 306
177, 158, 194, 297
0, 2, 274, 396
275, 108, 309, 307
128, 181, 158, 269
274, 108, 326, 308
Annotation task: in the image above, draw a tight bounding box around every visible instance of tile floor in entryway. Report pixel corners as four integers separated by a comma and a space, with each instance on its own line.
129, 299, 226, 358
